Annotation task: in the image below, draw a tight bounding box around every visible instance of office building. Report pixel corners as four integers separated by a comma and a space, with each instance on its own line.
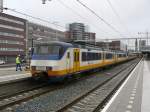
27, 22, 66, 49
69, 23, 85, 41
0, 0, 3, 12
84, 32, 95, 43
0, 13, 26, 63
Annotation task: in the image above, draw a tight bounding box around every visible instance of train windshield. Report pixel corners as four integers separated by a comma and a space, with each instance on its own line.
35, 45, 63, 55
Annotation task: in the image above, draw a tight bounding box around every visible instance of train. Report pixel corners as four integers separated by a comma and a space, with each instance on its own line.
30, 41, 134, 81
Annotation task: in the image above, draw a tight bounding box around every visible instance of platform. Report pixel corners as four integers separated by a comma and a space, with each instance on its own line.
0, 67, 31, 84
101, 58, 150, 112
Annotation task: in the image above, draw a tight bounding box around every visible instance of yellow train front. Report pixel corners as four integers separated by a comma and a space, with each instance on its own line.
30, 41, 130, 82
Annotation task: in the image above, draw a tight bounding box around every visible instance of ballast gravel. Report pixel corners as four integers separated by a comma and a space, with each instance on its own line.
14, 60, 138, 112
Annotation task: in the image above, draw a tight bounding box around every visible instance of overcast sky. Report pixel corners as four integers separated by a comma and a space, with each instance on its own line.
3, 0, 150, 40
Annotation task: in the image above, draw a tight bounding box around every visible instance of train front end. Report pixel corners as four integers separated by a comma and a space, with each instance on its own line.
30, 42, 72, 81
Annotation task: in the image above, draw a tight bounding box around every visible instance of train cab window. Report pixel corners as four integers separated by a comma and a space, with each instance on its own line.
49, 46, 61, 55
36, 46, 49, 55
35, 45, 63, 56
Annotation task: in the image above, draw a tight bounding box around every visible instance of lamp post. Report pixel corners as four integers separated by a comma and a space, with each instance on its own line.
29, 31, 34, 56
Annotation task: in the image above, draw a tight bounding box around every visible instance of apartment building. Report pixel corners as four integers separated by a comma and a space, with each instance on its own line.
0, 13, 26, 63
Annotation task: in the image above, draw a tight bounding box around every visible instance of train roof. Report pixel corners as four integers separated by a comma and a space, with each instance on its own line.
35, 41, 128, 53
35, 41, 73, 47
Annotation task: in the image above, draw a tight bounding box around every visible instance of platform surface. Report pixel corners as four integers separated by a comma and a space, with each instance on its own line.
102, 59, 150, 112
0, 66, 31, 84
141, 60, 150, 112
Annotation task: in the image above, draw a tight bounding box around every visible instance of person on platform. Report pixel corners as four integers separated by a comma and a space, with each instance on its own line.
16, 55, 22, 71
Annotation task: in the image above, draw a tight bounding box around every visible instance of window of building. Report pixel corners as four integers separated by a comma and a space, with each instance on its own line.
0, 32, 24, 38
0, 47, 24, 51
0, 39, 24, 45
0, 24, 24, 32
0, 16, 24, 25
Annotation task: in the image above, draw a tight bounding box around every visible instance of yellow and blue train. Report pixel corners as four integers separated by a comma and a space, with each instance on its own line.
30, 41, 133, 81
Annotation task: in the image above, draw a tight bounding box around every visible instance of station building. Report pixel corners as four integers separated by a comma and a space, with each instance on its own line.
27, 22, 66, 49
96, 41, 127, 51
0, 13, 26, 63
0, 13, 67, 63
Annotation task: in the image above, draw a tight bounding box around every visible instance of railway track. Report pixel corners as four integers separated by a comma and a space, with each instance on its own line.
56, 59, 140, 112
0, 58, 140, 112
0, 78, 48, 100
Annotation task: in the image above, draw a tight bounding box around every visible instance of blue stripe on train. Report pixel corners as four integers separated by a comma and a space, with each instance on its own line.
32, 55, 60, 60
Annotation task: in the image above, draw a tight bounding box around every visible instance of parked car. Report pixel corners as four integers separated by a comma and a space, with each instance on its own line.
0, 60, 5, 64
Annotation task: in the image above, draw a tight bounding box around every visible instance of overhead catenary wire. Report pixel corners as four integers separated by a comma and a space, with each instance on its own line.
76, 0, 124, 37
57, 0, 109, 34
2, 6, 118, 38
2, 7, 66, 29
106, 0, 132, 37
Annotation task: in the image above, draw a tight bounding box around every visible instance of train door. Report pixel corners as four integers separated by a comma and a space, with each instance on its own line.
102, 51, 105, 64
73, 49, 80, 72
66, 51, 71, 73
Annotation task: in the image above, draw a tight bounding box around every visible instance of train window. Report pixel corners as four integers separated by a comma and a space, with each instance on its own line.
94, 53, 96, 60
82, 52, 86, 61
95, 53, 97, 60
67, 52, 70, 58
87, 53, 89, 61
106, 53, 113, 59
93, 53, 95, 60
123, 54, 125, 57
98, 53, 102, 60
118, 54, 123, 57
117, 53, 126, 58
90, 53, 93, 61
102, 53, 105, 60
91, 53, 94, 60
87, 52, 90, 61
88, 52, 91, 61
97, 53, 99, 60
82, 52, 103, 61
